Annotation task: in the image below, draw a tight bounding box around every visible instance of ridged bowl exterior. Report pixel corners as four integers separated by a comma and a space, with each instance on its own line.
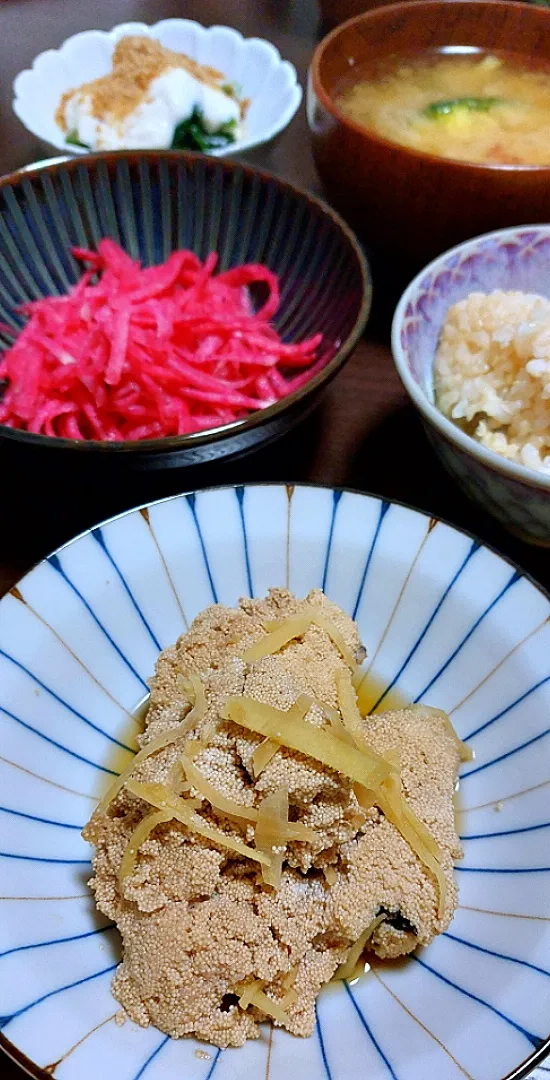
0, 152, 370, 470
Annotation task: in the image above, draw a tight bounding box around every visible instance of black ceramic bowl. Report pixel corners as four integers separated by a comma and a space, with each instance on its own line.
0, 152, 370, 471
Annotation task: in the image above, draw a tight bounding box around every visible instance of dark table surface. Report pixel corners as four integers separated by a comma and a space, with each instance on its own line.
0, 1, 548, 1077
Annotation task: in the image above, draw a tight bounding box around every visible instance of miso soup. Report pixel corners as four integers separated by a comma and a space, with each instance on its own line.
336, 50, 550, 165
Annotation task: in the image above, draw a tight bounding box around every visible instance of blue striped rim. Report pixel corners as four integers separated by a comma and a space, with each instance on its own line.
461, 821, 550, 840
465, 674, 550, 743
456, 865, 550, 874
0, 962, 117, 1029
352, 500, 390, 620
412, 955, 541, 1047
204, 1048, 222, 1080
48, 554, 148, 690
0, 804, 83, 830
442, 931, 550, 978
462, 723, 550, 779
0, 852, 91, 865
236, 487, 254, 597
0, 647, 134, 752
0, 923, 113, 961
413, 570, 520, 702
321, 490, 343, 594
316, 1010, 333, 1080
185, 494, 218, 603
373, 539, 480, 711
91, 529, 161, 651
0, 703, 118, 775
344, 982, 399, 1079
132, 1034, 171, 1080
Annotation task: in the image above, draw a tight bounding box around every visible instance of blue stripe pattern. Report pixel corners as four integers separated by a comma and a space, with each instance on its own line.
185, 494, 218, 603
316, 1010, 333, 1080
412, 955, 541, 1046
352, 500, 390, 620
456, 865, 550, 874
344, 983, 399, 1079
321, 490, 342, 593
462, 723, 550, 779
236, 487, 254, 597
1, 486, 549, 1080
48, 554, 148, 689
465, 674, 550, 742
372, 539, 480, 711
0, 962, 117, 1029
0, 646, 134, 752
133, 1035, 171, 1079
0, 703, 118, 775
413, 570, 520, 702
0, 804, 83, 830
0, 923, 113, 961
0, 852, 91, 865
461, 821, 550, 840
92, 528, 162, 650
443, 931, 550, 978
205, 1048, 222, 1080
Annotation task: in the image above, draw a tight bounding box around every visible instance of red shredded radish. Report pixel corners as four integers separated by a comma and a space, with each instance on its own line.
0, 240, 323, 441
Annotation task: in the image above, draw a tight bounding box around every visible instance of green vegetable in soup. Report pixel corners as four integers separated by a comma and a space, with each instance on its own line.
65, 129, 91, 149
171, 110, 237, 152
423, 96, 504, 119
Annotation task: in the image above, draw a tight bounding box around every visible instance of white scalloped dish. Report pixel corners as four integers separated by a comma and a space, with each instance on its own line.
13, 20, 302, 156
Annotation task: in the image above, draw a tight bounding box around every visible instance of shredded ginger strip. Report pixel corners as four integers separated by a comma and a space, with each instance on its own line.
334, 670, 447, 917
222, 695, 392, 790
179, 752, 314, 848
335, 669, 396, 766
251, 695, 312, 777
242, 607, 357, 670
255, 787, 288, 889
118, 809, 172, 886
126, 779, 271, 866
334, 914, 386, 981
235, 980, 291, 1026
97, 676, 206, 813
180, 753, 257, 822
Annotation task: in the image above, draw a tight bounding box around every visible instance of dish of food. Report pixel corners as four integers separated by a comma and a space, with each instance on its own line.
56, 36, 248, 153
85, 588, 467, 1046
0, 152, 369, 465
434, 289, 550, 475
1, 484, 549, 1080
336, 49, 550, 165
13, 20, 302, 157
0, 239, 321, 441
392, 225, 550, 543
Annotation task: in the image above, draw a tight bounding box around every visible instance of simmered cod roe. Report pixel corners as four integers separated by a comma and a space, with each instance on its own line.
83, 588, 467, 1048
337, 51, 550, 164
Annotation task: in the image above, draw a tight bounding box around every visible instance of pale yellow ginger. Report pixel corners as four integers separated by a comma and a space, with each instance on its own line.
83, 588, 463, 1048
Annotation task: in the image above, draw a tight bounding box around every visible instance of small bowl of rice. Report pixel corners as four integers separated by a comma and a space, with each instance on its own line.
392, 225, 550, 545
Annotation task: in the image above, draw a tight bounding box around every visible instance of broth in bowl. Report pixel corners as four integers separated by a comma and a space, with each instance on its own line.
336, 49, 550, 165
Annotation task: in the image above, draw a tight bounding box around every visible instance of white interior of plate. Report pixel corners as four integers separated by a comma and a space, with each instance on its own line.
0, 485, 549, 1080
12, 20, 302, 156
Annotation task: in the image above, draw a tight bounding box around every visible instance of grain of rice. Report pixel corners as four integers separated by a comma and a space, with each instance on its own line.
434, 290, 550, 474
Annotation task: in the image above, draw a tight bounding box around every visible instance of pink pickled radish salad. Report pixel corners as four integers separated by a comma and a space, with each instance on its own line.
0, 240, 323, 441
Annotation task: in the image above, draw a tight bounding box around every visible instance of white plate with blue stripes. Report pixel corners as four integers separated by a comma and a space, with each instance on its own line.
0, 484, 549, 1080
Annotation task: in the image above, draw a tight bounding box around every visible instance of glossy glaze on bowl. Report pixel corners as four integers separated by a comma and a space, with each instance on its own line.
392, 225, 550, 544
0, 484, 549, 1080
13, 19, 302, 158
308, 0, 550, 278
0, 152, 370, 469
